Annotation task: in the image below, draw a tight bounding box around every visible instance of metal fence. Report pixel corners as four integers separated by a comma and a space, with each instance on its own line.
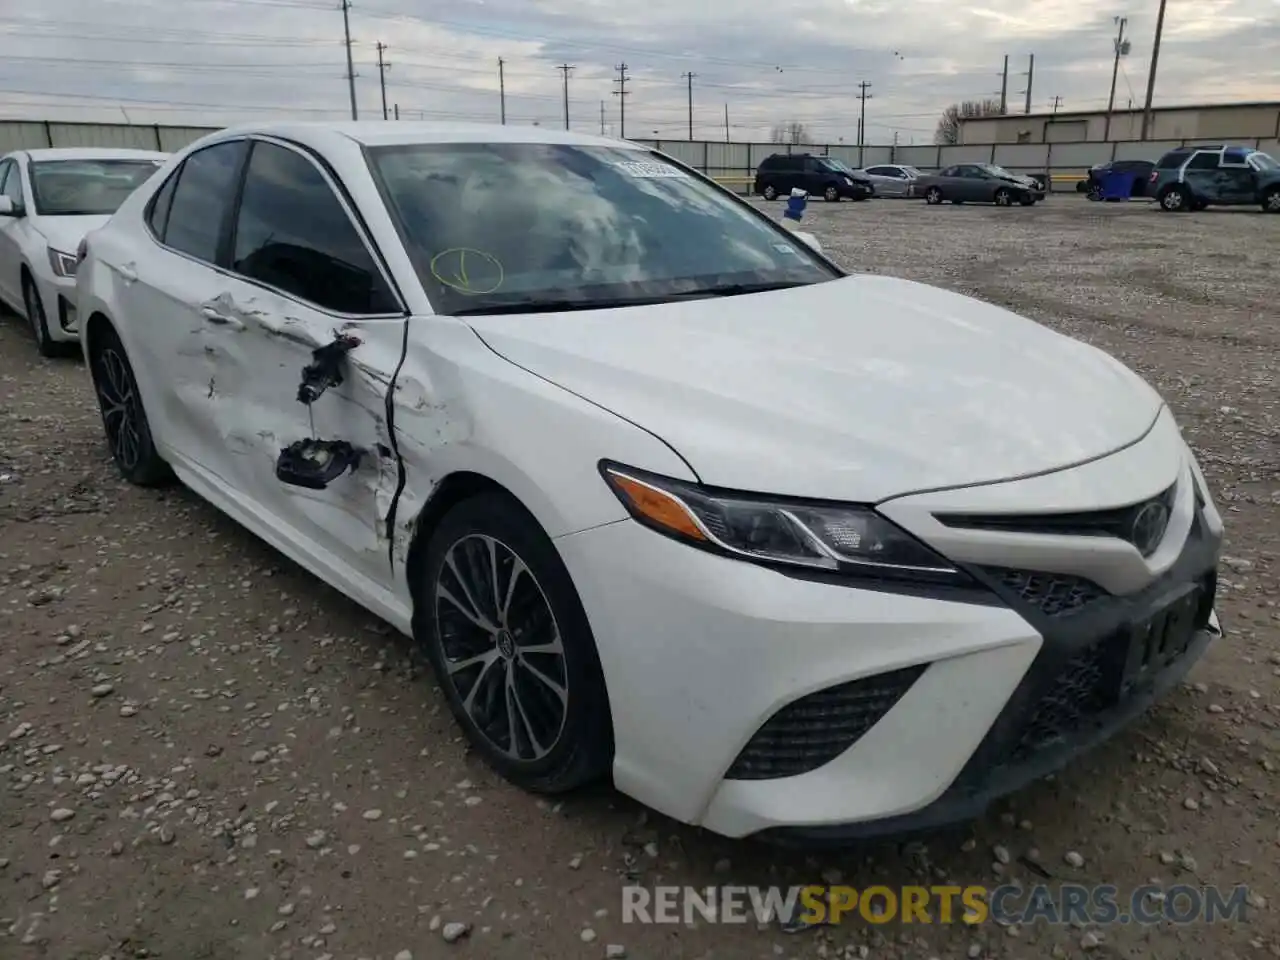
4, 118, 1278, 195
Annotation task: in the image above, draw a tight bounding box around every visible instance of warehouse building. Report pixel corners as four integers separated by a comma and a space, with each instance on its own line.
958, 100, 1280, 144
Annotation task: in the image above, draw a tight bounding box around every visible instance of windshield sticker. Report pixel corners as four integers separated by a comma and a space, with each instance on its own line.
773, 243, 797, 254
430, 248, 505, 296
613, 160, 689, 179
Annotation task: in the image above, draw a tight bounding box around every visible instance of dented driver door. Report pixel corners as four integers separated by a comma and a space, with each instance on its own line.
182, 137, 411, 587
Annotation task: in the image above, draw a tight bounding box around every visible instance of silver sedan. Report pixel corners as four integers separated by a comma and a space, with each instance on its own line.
854, 164, 923, 198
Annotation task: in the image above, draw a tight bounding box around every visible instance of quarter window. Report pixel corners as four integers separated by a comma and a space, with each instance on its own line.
164, 140, 247, 263
231, 141, 397, 315
147, 169, 179, 241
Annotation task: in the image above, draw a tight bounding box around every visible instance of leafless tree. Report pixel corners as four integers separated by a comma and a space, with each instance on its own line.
769, 121, 812, 145
934, 99, 1004, 145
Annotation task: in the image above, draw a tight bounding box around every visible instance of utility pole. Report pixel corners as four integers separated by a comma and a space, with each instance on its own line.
556, 63, 574, 130
682, 71, 696, 140
600, 100, 606, 134
1051, 95, 1063, 115
1020, 54, 1035, 114
999, 55, 1009, 114
497, 58, 506, 124
723, 103, 729, 142
856, 81, 872, 166
1140, 0, 1168, 140
340, 0, 357, 120
393, 103, 399, 120
612, 63, 630, 139
1104, 16, 1128, 140
375, 42, 392, 120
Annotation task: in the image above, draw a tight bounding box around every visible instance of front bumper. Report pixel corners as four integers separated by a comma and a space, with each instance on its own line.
559, 414, 1222, 840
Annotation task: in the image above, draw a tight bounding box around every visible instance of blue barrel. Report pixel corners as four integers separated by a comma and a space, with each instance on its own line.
1100, 169, 1139, 201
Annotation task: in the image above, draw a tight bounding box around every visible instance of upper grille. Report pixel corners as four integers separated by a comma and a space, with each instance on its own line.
982, 567, 1110, 618
725, 664, 927, 780
935, 483, 1177, 557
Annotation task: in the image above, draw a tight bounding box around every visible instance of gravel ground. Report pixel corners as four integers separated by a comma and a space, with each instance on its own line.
2, 196, 1278, 960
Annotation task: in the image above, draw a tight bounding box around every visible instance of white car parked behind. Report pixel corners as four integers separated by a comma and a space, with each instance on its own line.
76, 122, 1223, 842
0, 147, 167, 355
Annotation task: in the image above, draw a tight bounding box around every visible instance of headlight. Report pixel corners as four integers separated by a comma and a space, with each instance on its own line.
600, 462, 968, 584
48, 248, 77, 278
843, 176, 853, 185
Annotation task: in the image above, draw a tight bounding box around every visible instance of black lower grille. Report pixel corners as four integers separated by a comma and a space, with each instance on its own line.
1008, 639, 1115, 763
725, 664, 928, 780
983, 568, 1110, 618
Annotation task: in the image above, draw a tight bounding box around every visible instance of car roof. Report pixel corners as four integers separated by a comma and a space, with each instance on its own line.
18, 147, 170, 161
205, 121, 645, 153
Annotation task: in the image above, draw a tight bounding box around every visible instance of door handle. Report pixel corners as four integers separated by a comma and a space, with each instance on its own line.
201, 307, 244, 330
116, 263, 137, 283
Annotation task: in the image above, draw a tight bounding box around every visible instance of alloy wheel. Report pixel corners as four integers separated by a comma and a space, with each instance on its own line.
1265, 190, 1280, 213
1162, 189, 1184, 211
23, 280, 49, 351
926, 187, 941, 204
995, 189, 1012, 206
434, 534, 568, 762
95, 347, 143, 472
824, 186, 839, 202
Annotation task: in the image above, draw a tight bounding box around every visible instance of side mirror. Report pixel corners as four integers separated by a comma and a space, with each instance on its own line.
0, 196, 19, 217
793, 230, 822, 253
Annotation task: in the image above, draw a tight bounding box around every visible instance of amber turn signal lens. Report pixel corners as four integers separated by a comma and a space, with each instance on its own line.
606, 471, 707, 541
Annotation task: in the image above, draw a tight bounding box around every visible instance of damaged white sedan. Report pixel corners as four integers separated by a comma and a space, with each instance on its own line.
77, 122, 1224, 843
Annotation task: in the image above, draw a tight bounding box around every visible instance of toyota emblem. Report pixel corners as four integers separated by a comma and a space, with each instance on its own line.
1130, 500, 1170, 557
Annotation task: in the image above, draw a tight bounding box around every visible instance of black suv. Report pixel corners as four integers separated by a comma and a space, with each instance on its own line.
753, 153, 874, 201
1078, 158, 1155, 199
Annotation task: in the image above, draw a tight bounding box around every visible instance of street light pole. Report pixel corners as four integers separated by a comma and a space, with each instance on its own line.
1104, 17, 1127, 140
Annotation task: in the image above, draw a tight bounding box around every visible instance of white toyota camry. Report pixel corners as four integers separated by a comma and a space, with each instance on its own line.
0, 147, 167, 355
76, 122, 1224, 842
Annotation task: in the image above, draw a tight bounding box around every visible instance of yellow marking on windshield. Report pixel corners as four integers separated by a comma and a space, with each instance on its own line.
430, 248, 505, 295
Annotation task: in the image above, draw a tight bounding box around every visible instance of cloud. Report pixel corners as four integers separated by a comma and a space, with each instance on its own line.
0, 0, 1276, 145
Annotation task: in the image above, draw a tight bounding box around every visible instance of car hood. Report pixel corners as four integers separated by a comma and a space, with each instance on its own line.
33, 214, 111, 255
463, 275, 1163, 502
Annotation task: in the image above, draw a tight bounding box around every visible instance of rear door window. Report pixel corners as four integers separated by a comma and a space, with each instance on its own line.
1156, 151, 1190, 169
163, 140, 247, 264
1186, 152, 1220, 170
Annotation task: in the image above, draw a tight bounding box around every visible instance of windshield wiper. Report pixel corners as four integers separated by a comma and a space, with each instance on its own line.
666, 280, 813, 299
451, 296, 671, 316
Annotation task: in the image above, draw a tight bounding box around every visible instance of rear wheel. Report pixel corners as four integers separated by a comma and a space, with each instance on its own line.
761, 184, 778, 200
1262, 186, 1280, 213
823, 184, 840, 202
1086, 184, 1102, 201
924, 186, 943, 205
414, 493, 613, 794
88, 322, 172, 486
994, 188, 1013, 206
1159, 184, 1191, 212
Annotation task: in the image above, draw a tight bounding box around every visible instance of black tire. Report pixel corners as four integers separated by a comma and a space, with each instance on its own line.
1159, 184, 1191, 212
924, 186, 943, 205
88, 321, 172, 486
823, 184, 840, 202
1086, 184, 1103, 202
414, 492, 613, 794
1076, 180, 1090, 194
994, 187, 1013, 207
761, 184, 778, 201
1019, 196, 1035, 206
22, 273, 67, 358
1262, 186, 1280, 214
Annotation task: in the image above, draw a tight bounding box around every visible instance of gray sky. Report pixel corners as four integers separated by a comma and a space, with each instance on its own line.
0, 0, 1277, 144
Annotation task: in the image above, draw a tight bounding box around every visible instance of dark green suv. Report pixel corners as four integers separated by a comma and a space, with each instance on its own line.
1150, 144, 1280, 213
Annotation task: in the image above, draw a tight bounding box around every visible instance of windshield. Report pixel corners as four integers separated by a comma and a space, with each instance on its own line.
1251, 152, 1278, 171
980, 164, 1016, 178
901, 166, 922, 177
367, 142, 840, 316
29, 159, 163, 216
821, 159, 854, 173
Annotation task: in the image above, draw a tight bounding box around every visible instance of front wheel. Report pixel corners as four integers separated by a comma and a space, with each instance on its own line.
1019, 196, 1036, 206
88, 322, 172, 486
1262, 186, 1280, 213
22, 275, 64, 358
924, 186, 943, 205
823, 185, 840, 202
994, 188, 1013, 206
1159, 185, 1191, 212
415, 493, 613, 794
1086, 184, 1103, 201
